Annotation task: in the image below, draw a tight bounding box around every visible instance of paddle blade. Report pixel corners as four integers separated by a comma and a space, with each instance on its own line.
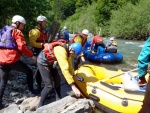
122, 72, 140, 91
47, 21, 60, 43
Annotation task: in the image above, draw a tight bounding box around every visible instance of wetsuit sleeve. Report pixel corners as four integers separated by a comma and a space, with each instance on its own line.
54, 46, 74, 84
138, 37, 150, 77
12, 29, 33, 57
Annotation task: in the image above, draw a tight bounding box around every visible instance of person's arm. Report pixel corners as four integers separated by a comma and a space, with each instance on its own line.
54, 46, 81, 97
138, 38, 150, 85
138, 47, 150, 77
54, 46, 74, 84
12, 29, 33, 57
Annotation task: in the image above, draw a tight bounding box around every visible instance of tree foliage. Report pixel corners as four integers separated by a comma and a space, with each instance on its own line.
0, 0, 51, 37
0, 0, 150, 40
94, 0, 139, 26
109, 0, 150, 39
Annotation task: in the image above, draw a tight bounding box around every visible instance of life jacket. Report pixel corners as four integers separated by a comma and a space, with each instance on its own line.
93, 35, 103, 43
111, 40, 117, 46
44, 40, 68, 64
70, 34, 86, 47
0, 25, 17, 49
36, 29, 47, 43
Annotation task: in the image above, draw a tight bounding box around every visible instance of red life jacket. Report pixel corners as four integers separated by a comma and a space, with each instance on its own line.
93, 35, 103, 43
44, 40, 68, 64
70, 34, 87, 47
36, 29, 47, 43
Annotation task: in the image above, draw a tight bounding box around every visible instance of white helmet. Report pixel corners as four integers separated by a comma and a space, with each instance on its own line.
63, 26, 67, 29
82, 29, 89, 35
110, 37, 114, 41
12, 15, 26, 24
37, 15, 47, 22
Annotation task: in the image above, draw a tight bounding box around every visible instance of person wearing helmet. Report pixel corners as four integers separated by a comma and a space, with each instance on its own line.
90, 34, 105, 52
58, 26, 69, 43
70, 29, 89, 47
105, 37, 117, 53
36, 42, 82, 108
70, 29, 89, 70
0, 15, 37, 109
28, 15, 48, 91
29, 15, 48, 52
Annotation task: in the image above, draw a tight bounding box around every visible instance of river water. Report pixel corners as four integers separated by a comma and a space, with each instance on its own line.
102, 38, 145, 71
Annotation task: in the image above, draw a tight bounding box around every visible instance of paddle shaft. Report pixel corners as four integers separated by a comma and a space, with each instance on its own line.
101, 68, 138, 82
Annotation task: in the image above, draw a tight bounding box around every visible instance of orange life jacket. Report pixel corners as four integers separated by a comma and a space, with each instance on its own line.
36, 29, 47, 43
44, 39, 68, 64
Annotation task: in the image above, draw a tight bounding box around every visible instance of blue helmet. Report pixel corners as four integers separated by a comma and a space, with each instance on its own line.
71, 42, 82, 56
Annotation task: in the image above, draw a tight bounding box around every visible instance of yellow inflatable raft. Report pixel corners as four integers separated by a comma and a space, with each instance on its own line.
73, 64, 149, 113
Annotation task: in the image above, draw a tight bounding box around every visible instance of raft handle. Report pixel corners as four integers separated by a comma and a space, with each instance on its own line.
89, 94, 100, 102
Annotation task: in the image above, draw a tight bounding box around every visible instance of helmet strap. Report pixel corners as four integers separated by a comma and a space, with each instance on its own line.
37, 22, 44, 31
15, 22, 21, 29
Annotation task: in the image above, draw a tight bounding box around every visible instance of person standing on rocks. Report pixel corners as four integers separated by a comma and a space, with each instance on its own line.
0, 15, 37, 109
29, 15, 48, 92
36, 42, 82, 108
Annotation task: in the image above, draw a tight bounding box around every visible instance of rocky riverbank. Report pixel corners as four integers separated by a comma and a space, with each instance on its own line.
0, 56, 96, 113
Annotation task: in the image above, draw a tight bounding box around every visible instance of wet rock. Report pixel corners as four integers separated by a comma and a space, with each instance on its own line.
4, 104, 19, 113
35, 96, 95, 113
19, 96, 40, 111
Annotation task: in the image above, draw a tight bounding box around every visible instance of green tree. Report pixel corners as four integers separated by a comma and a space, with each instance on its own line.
0, 0, 51, 37
109, 0, 150, 40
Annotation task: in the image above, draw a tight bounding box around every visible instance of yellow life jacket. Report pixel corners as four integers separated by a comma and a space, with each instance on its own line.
112, 41, 117, 46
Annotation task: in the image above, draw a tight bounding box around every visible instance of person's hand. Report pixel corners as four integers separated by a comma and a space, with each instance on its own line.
42, 43, 48, 48
81, 56, 85, 62
70, 84, 81, 97
138, 76, 147, 87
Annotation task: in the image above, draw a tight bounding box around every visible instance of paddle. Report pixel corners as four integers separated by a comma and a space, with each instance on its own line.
101, 68, 140, 91
101, 68, 138, 82
47, 20, 61, 100
47, 20, 60, 43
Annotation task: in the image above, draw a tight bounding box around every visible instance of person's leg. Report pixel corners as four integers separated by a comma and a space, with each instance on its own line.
33, 48, 42, 91
10, 60, 34, 92
94, 43, 98, 52
51, 67, 61, 99
35, 69, 42, 91
37, 63, 53, 108
0, 66, 10, 109
138, 77, 150, 113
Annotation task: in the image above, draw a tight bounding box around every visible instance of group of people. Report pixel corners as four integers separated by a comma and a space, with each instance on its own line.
90, 35, 118, 53
0, 15, 86, 109
0, 14, 150, 113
